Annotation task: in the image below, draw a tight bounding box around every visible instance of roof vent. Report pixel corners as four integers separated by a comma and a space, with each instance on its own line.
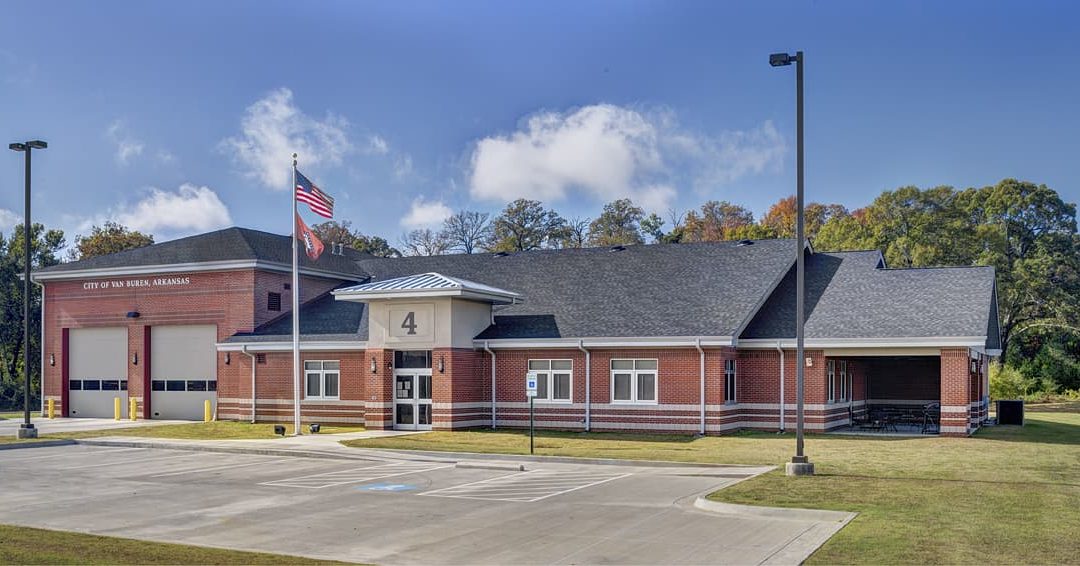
609, 245, 627, 252
736, 239, 754, 246
492, 251, 509, 258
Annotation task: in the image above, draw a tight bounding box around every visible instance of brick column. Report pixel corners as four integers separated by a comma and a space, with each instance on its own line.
364, 349, 394, 429
940, 348, 972, 436
432, 348, 487, 430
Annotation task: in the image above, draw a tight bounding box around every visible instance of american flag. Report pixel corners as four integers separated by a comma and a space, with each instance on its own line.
295, 171, 334, 218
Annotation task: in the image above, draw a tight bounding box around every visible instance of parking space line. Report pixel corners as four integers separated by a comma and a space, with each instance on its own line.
60, 452, 200, 470
150, 458, 284, 478
419, 469, 632, 502
261, 462, 454, 489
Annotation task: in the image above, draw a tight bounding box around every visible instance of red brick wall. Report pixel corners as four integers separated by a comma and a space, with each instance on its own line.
940, 347, 974, 436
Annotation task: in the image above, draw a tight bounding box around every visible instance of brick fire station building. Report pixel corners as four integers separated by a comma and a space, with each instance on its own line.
33, 227, 1001, 436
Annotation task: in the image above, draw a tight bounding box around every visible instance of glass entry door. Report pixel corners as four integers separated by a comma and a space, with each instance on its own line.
394, 371, 432, 430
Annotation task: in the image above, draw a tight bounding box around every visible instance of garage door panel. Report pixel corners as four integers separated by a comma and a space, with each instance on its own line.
69, 328, 128, 418
150, 325, 217, 420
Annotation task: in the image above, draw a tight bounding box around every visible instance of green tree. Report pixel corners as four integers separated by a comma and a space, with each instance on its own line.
0, 223, 65, 409
311, 220, 401, 257
488, 199, 566, 252
587, 199, 645, 247
70, 221, 153, 261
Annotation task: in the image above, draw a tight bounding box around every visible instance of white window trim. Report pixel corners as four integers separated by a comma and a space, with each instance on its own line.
839, 360, 848, 401
527, 359, 574, 403
305, 360, 340, 400
827, 360, 836, 403
724, 359, 737, 404
610, 358, 659, 405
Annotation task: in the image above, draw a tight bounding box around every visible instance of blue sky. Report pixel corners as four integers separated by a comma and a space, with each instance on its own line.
2, 0, 1078, 248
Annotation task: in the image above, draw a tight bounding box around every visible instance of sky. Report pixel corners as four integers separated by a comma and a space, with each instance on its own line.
2, 0, 1078, 249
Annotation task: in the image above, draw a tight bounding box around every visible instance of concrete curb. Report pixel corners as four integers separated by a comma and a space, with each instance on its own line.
0, 439, 77, 451
348, 446, 773, 470
693, 496, 856, 523
72, 438, 424, 462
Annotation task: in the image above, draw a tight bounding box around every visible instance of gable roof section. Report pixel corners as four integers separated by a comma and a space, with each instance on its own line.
740, 250, 998, 346
34, 227, 368, 280
353, 239, 797, 340
224, 290, 368, 343
334, 272, 520, 304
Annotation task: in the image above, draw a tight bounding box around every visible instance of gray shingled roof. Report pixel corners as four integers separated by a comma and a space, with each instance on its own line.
35, 227, 368, 277
740, 250, 999, 343
226, 291, 367, 343
355, 239, 798, 339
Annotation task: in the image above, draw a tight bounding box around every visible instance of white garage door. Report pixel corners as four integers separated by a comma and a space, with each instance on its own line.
151, 324, 217, 420
69, 327, 129, 418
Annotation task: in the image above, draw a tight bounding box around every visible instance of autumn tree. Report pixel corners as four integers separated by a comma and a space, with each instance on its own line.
681, 201, 756, 242
311, 220, 400, 257
70, 221, 153, 260
558, 217, 591, 249
400, 229, 450, 256
488, 199, 567, 252
762, 196, 848, 240
587, 199, 645, 247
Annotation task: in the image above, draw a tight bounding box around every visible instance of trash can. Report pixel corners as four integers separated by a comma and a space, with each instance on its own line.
997, 399, 1024, 426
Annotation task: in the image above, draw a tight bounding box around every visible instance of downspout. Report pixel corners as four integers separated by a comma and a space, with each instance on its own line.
695, 338, 705, 435
484, 340, 496, 429
578, 340, 591, 432
35, 280, 44, 415
241, 346, 257, 423
776, 341, 786, 432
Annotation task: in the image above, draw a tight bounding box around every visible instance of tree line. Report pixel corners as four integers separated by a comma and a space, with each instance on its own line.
1, 177, 1077, 407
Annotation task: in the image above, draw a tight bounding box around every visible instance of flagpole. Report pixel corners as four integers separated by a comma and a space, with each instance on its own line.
291, 153, 302, 436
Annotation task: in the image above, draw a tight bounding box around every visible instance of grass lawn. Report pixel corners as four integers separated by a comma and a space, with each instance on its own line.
0, 411, 23, 420
43, 421, 366, 441
0, 524, 345, 565
345, 406, 1080, 564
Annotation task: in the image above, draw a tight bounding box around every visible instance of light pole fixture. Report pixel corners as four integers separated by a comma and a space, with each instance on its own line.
9, 139, 47, 439
769, 52, 814, 476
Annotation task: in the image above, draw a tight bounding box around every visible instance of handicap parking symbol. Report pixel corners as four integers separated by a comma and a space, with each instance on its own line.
357, 482, 418, 492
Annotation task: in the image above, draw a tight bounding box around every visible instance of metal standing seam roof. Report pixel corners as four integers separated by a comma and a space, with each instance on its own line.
333, 272, 521, 303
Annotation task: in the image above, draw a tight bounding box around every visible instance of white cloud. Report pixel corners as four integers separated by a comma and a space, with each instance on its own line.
401, 197, 452, 229
219, 87, 352, 190
106, 120, 145, 166
75, 184, 232, 239
0, 208, 20, 231
393, 154, 415, 181
367, 135, 389, 155
467, 104, 787, 211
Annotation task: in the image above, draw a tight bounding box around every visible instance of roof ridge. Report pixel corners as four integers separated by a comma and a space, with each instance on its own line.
877, 264, 994, 272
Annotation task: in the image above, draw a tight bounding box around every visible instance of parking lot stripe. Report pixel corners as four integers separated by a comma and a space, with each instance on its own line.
419, 469, 632, 502
261, 462, 454, 489
2, 447, 145, 463
59, 452, 200, 470
529, 473, 632, 501
150, 457, 285, 478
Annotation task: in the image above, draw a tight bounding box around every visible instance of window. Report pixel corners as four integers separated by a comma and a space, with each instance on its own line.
611, 359, 657, 404
528, 359, 572, 402
69, 380, 82, 390
394, 350, 431, 369
267, 292, 282, 312
839, 361, 848, 401
305, 360, 340, 400
827, 360, 836, 403
724, 359, 737, 403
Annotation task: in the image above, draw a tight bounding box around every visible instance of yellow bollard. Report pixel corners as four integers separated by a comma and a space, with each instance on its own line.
47, 399, 55, 419
129, 398, 137, 421
204, 399, 212, 422
114, 397, 121, 420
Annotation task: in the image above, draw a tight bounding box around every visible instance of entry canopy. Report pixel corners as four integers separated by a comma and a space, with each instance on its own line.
333, 272, 521, 305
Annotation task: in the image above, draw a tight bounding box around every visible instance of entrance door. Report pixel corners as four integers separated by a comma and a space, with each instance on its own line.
394, 371, 432, 430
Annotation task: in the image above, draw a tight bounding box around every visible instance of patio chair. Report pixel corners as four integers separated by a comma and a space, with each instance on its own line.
922, 402, 940, 434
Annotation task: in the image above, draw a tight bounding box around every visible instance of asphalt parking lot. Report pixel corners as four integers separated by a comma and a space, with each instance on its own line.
0, 444, 850, 564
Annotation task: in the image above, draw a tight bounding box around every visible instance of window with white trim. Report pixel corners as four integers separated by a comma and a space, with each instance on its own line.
839, 360, 848, 401
611, 359, 657, 404
527, 359, 572, 402
827, 360, 836, 403
724, 359, 737, 403
305, 360, 340, 400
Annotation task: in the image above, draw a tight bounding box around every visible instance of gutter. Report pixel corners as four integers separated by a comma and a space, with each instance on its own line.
484, 340, 496, 429
695, 338, 705, 435
775, 341, 785, 432
241, 346, 257, 423
578, 340, 591, 431
35, 280, 45, 416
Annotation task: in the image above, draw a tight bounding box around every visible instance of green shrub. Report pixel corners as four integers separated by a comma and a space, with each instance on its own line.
990, 363, 1037, 400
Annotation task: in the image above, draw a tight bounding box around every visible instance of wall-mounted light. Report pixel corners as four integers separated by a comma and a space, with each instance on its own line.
225, 352, 231, 365
126, 311, 140, 318
387, 361, 394, 371
805, 357, 813, 367
131, 351, 138, 366
438, 356, 445, 373
370, 356, 378, 374
49, 353, 55, 367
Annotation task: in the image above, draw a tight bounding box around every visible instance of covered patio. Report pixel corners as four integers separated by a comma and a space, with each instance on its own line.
836, 355, 941, 435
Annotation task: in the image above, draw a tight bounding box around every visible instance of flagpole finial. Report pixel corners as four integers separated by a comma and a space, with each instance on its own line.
292, 152, 297, 166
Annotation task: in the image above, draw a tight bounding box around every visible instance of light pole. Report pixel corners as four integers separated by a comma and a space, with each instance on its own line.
9, 139, 47, 440
770, 52, 814, 476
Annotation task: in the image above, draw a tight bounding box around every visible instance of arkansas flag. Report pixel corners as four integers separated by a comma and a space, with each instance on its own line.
295, 213, 325, 260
